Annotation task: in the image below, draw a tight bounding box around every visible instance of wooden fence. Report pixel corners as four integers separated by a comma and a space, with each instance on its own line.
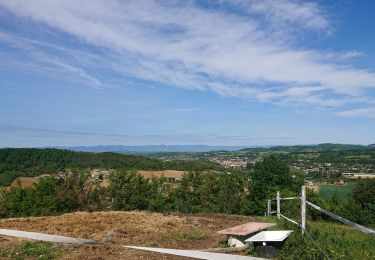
267, 186, 375, 237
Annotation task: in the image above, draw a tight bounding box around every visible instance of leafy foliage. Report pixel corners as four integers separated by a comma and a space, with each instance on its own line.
345, 179, 375, 225
172, 171, 250, 214
0, 170, 103, 217
249, 155, 303, 215
109, 170, 155, 211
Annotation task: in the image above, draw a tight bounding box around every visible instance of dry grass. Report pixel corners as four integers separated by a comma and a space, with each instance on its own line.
137, 170, 185, 179
306, 185, 319, 192
10, 177, 38, 188
0, 211, 259, 259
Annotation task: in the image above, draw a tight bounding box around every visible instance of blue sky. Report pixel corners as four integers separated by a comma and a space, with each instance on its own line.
1, 0, 375, 147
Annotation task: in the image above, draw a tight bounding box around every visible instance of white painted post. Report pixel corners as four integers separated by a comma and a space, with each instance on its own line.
301, 186, 306, 236
267, 199, 271, 217
276, 191, 280, 219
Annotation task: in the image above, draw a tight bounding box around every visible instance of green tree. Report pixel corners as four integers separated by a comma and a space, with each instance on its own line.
346, 179, 375, 225
0, 171, 103, 218
249, 155, 296, 214
147, 176, 172, 212
108, 170, 150, 210
172, 171, 203, 213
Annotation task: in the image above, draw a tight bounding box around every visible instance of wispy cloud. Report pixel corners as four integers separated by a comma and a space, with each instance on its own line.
335, 107, 375, 118
0, 125, 294, 146
0, 31, 103, 87
234, 0, 331, 32
0, 0, 375, 114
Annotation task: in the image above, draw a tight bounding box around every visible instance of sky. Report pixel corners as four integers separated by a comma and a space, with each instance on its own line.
1, 0, 375, 147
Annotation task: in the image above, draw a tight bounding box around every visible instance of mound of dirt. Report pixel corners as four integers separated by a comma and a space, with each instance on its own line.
0, 211, 259, 259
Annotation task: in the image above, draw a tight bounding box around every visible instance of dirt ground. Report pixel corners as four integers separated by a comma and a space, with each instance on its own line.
0, 211, 259, 259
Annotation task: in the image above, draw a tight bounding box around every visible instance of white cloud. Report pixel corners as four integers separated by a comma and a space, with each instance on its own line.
238, 0, 331, 32
0, 0, 375, 113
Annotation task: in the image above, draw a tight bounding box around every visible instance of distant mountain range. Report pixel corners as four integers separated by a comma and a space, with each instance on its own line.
48, 143, 375, 154
239, 143, 375, 153
49, 145, 248, 153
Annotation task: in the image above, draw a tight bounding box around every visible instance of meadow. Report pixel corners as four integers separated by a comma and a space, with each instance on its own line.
318, 182, 356, 200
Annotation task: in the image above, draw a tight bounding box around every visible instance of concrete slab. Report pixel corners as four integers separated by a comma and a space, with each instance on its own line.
0, 229, 95, 245
125, 246, 266, 260
217, 222, 276, 236
245, 230, 293, 243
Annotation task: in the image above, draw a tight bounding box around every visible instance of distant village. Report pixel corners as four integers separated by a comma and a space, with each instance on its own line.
156, 152, 375, 182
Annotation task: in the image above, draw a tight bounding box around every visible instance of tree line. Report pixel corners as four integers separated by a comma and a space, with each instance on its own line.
0, 156, 300, 217
275, 149, 375, 165
1, 155, 373, 227
0, 148, 222, 186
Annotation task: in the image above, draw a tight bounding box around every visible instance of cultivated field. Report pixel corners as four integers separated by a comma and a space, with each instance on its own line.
0, 211, 258, 259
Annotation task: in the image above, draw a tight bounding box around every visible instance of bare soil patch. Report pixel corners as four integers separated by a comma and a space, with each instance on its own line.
10, 177, 38, 188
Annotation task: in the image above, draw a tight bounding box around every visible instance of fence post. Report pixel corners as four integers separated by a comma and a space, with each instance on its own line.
276, 191, 280, 219
267, 199, 271, 216
301, 186, 306, 236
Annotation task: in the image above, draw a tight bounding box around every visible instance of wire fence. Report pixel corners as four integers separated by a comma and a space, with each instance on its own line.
306, 200, 375, 237
267, 186, 375, 237
267, 185, 375, 259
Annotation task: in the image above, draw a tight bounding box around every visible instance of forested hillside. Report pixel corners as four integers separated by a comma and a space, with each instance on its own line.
0, 148, 222, 186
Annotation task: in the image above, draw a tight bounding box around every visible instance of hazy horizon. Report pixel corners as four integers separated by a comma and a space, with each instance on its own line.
1, 143, 374, 150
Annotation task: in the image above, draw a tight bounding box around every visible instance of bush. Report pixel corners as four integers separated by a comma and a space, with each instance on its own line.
0, 170, 104, 218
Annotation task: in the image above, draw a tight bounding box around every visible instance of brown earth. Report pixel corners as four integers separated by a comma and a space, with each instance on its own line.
306, 185, 319, 192
10, 177, 38, 188
137, 170, 185, 179
0, 211, 260, 259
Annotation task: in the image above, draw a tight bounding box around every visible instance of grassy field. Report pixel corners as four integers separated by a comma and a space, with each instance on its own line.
277, 220, 375, 259
318, 182, 356, 200
297, 153, 320, 159
0, 241, 63, 260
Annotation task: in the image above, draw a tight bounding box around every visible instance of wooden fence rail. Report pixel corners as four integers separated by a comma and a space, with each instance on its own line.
306, 201, 375, 237
268, 185, 375, 237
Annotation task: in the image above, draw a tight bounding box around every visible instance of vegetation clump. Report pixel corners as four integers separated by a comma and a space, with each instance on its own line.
172, 230, 209, 242
0, 241, 63, 260
276, 221, 375, 260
